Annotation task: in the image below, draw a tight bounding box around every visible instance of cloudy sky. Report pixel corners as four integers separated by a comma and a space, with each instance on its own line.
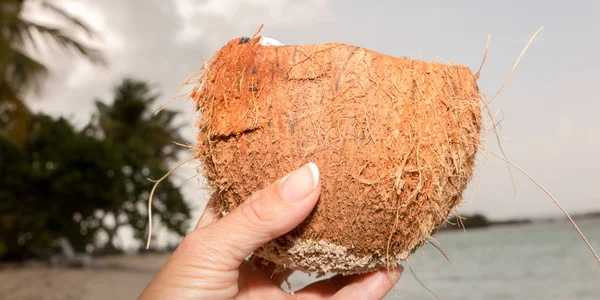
29, 0, 600, 224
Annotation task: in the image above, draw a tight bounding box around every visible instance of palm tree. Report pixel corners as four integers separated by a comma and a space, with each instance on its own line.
94, 79, 185, 161
0, 0, 104, 145
89, 79, 190, 251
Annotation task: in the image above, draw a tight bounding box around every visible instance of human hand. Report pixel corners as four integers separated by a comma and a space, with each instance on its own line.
139, 163, 403, 299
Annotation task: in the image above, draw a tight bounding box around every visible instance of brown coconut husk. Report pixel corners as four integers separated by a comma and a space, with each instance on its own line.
191, 36, 482, 275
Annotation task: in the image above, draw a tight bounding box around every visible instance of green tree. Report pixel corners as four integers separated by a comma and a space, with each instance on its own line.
0, 114, 124, 259
88, 78, 190, 252
0, 78, 192, 259
443, 213, 491, 230
0, 0, 104, 146
0, 97, 192, 259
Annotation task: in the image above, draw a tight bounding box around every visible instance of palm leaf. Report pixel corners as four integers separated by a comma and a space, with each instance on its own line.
40, 1, 99, 39
17, 20, 105, 64
3, 49, 49, 94
0, 0, 106, 145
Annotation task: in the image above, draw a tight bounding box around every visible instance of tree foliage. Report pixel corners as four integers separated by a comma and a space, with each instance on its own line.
1, 115, 119, 259
0, 1, 190, 261
0, 0, 104, 146
0, 79, 191, 260
87, 78, 190, 252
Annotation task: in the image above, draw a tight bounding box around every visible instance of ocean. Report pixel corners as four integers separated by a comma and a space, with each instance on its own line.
288, 218, 600, 299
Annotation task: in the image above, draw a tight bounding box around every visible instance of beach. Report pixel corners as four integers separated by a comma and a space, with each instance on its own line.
1, 218, 599, 300
0, 254, 168, 300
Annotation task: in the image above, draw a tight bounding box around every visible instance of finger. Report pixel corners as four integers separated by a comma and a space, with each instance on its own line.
237, 260, 291, 299
198, 162, 321, 269
294, 274, 360, 299
250, 256, 295, 286
331, 266, 403, 300
196, 195, 220, 229
270, 268, 295, 287
196, 210, 219, 229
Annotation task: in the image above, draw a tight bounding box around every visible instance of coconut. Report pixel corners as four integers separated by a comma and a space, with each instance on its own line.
191, 36, 482, 275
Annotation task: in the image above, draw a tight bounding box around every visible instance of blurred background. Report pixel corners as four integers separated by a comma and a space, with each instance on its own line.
0, 0, 598, 299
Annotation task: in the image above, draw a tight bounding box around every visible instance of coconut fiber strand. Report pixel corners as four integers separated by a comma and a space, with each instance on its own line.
192, 36, 482, 275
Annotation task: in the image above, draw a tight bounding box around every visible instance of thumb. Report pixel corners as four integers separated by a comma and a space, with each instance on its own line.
198, 162, 321, 268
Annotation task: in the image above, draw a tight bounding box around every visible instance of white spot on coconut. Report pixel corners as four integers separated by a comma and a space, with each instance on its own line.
260, 36, 284, 46
259, 237, 411, 276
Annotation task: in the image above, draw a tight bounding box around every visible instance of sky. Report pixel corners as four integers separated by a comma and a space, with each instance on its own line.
27, 0, 600, 232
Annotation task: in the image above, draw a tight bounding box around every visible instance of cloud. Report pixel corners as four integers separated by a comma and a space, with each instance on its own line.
30, 0, 333, 126
174, 0, 333, 46
24, 0, 600, 225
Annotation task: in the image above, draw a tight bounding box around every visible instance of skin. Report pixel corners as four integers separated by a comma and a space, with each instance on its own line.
139, 163, 403, 299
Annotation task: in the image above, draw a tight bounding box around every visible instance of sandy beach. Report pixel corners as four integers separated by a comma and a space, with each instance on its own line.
0, 254, 170, 300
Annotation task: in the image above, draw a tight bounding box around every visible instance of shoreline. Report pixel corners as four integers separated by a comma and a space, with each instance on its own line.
438, 212, 600, 232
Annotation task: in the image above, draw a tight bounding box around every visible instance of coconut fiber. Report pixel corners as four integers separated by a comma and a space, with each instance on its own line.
191, 36, 482, 275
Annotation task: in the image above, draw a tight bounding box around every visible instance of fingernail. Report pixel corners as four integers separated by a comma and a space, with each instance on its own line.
279, 162, 319, 202
396, 264, 404, 273
387, 264, 404, 283
394, 264, 404, 278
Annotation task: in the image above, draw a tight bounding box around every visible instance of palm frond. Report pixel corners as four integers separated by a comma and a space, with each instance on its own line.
94, 100, 111, 117
40, 1, 99, 39
3, 48, 48, 94
17, 19, 106, 65
14, 20, 41, 52
152, 109, 179, 125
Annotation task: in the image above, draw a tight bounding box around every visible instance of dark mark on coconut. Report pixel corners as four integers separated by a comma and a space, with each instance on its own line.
267, 120, 272, 135
360, 127, 365, 147
248, 80, 260, 92
239, 37, 251, 44
286, 111, 295, 134
335, 46, 360, 92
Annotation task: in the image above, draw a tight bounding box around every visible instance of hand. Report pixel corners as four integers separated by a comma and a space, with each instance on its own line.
139, 163, 403, 299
